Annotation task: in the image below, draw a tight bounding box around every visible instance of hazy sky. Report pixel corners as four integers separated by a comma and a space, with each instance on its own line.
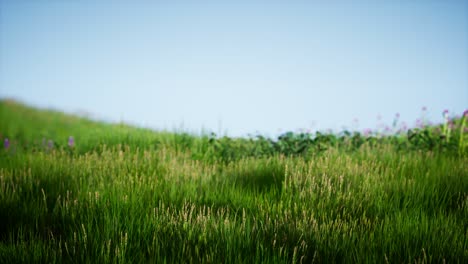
1, 0, 467, 137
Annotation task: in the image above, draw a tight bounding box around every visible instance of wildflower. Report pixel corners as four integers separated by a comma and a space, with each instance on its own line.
4, 138, 9, 149
464, 110, 468, 117
449, 120, 455, 130
68, 136, 75, 148
392, 113, 400, 128
401, 122, 408, 131
415, 119, 422, 127
422, 106, 427, 112
443, 109, 449, 116
48, 140, 54, 150
363, 128, 372, 136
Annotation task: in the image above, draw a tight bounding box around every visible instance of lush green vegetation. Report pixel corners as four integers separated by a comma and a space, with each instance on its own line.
0, 99, 467, 263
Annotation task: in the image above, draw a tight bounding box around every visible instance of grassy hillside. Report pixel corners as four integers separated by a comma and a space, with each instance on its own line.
0, 99, 467, 263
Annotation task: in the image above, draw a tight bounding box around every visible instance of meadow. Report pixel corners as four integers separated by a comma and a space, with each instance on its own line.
0, 99, 467, 263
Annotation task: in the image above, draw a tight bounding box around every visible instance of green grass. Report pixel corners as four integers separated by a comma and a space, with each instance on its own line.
0, 99, 467, 263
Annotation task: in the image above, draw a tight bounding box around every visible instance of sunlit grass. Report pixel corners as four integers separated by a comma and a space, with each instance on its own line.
0, 99, 466, 263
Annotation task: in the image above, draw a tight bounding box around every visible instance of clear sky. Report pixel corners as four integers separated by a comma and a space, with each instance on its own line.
1, 0, 467, 137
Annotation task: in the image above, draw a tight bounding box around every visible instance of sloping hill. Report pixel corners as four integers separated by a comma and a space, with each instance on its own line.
0, 98, 466, 263
0, 99, 183, 152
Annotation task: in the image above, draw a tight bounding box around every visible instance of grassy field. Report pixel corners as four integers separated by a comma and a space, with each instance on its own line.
0, 99, 467, 263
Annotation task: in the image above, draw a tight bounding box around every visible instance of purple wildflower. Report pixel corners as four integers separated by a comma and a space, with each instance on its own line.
443, 109, 449, 115
48, 140, 54, 150
395, 113, 400, 118
401, 122, 408, 131
68, 136, 75, 148
363, 128, 372, 136
464, 110, 468, 117
422, 106, 427, 112
415, 119, 422, 126
4, 138, 9, 149
449, 120, 455, 129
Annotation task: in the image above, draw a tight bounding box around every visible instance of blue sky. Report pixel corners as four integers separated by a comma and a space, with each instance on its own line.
1, 0, 467, 137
